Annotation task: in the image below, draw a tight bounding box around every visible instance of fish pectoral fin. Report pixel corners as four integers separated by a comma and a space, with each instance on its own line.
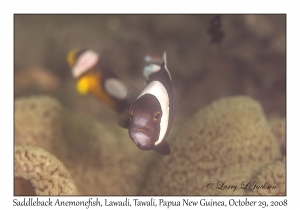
118, 109, 130, 129
154, 140, 170, 155
127, 85, 140, 107
119, 85, 140, 129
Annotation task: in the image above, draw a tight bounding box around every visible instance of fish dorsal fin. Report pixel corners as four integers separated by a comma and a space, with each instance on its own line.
118, 109, 130, 129
163, 52, 167, 66
154, 140, 170, 155
161, 52, 172, 80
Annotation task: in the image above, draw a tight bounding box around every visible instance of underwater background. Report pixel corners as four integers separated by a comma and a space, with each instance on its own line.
14, 15, 286, 195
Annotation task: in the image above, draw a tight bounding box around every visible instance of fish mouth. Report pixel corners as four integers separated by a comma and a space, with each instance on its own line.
131, 124, 152, 137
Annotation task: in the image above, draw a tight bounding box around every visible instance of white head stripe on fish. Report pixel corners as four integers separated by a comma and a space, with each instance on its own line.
137, 81, 169, 145
104, 78, 128, 100
72, 50, 99, 78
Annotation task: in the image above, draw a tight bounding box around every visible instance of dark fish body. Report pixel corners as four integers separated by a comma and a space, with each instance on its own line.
119, 52, 177, 155
67, 48, 127, 113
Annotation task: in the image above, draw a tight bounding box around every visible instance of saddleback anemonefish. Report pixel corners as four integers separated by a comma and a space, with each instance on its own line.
67, 48, 128, 113
118, 52, 177, 155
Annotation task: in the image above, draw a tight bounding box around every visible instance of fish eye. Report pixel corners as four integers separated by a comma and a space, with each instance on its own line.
129, 105, 134, 117
153, 112, 161, 121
